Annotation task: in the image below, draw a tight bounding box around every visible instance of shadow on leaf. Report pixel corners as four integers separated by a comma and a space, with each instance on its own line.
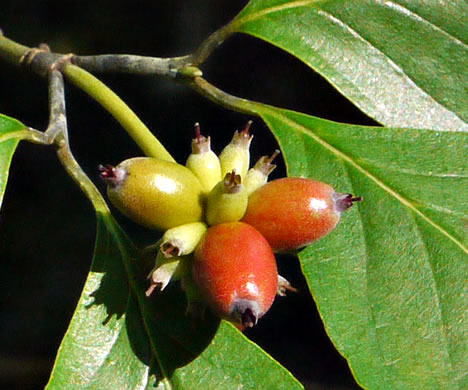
87, 212, 220, 382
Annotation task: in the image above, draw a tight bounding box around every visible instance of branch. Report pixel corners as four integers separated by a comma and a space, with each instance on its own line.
0, 19, 236, 77
47, 69, 109, 214
0, 28, 266, 154
0, 33, 175, 161
73, 21, 237, 73
73, 54, 190, 77
0, 32, 190, 79
46, 66, 68, 142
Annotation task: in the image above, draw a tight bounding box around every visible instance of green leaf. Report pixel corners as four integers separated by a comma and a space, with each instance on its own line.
233, 0, 468, 130
257, 105, 468, 389
47, 211, 303, 389
0, 114, 26, 209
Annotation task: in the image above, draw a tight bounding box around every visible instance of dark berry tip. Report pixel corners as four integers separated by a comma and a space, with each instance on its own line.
334, 193, 363, 212
223, 170, 242, 192
231, 121, 253, 146
145, 282, 159, 297
241, 308, 257, 328
192, 123, 211, 153
98, 164, 115, 179
98, 164, 126, 187
161, 242, 181, 258
255, 149, 281, 175
277, 275, 298, 296
268, 149, 281, 163
231, 299, 261, 328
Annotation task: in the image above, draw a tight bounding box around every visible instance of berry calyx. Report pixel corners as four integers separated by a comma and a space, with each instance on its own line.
242, 177, 361, 252
205, 170, 248, 226
193, 222, 278, 328
100, 157, 204, 231
185, 123, 222, 194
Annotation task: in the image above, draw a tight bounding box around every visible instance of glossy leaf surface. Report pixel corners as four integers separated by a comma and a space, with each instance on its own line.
234, 0, 467, 130
257, 105, 467, 389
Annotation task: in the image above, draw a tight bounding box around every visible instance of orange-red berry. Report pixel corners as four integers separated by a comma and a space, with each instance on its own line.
193, 222, 278, 328
242, 177, 361, 252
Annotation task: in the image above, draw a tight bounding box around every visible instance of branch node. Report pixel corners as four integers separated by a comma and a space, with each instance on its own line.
176, 65, 203, 79
19, 43, 50, 66
49, 53, 74, 73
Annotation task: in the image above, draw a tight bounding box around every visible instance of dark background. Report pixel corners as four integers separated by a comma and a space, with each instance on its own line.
0, 1, 377, 389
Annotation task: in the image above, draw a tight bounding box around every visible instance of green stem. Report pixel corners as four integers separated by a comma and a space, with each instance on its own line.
63, 64, 175, 162
190, 23, 236, 66
189, 76, 265, 116
0, 128, 50, 145
0, 34, 30, 65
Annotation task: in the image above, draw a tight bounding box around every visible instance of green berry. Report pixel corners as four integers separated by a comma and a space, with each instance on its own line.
160, 222, 208, 258
146, 250, 190, 295
205, 170, 248, 226
185, 123, 222, 194
218, 121, 253, 180
244, 149, 280, 196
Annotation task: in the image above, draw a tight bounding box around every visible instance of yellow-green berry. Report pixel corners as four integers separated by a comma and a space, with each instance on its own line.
185, 123, 222, 194
160, 222, 208, 258
205, 170, 248, 226
218, 121, 253, 180
244, 150, 280, 196
99, 157, 204, 231
146, 250, 190, 295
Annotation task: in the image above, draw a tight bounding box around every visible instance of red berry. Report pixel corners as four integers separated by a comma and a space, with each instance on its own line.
242, 178, 361, 252
193, 222, 278, 328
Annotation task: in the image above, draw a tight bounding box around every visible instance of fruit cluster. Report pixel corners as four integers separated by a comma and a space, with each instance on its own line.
99, 122, 361, 329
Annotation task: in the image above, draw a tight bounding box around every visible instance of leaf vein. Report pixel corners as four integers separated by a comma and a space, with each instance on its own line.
407, 210, 457, 378
385, 0, 468, 48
